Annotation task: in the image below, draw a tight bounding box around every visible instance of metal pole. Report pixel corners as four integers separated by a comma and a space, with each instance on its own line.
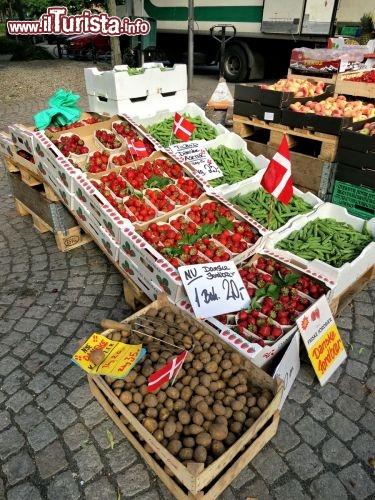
188, 0, 194, 89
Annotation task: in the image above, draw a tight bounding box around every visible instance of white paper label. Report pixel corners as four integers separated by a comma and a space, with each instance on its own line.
167, 142, 223, 181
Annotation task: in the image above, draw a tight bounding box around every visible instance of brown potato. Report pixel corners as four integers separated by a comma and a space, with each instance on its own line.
178, 410, 191, 426
194, 445, 207, 464
143, 418, 158, 434
119, 391, 133, 405
159, 408, 170, 421
213, 403, 226, 416
179, 448, 193, 461
144, 394, 158, 408
192, 411, 204, 426
233, 411, 246, 423
195, 385, 209, 397
230, 421, 242, 434
180, 386, 193, 402
249, 407, 262, 419
145, 407, 158, 418
167, 439, 182, 456
196, 432, 212, 447
153, 429, 164, 442
200, 374, 211, 388
220, 359, 232, 370
257, 396, 269, 411
211, 440, 226, 458
164, 421, 177, 439
166, 387, 180, 401
132, 392, 143, 405
183, 437, 195, 448
204, 361, 218, 374
209, 423, 228, 441
188, 424, 204, 435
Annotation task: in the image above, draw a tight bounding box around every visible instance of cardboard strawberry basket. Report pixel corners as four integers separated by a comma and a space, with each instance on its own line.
88, 294, 282, 499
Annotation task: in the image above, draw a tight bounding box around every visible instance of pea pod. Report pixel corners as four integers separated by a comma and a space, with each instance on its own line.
146, 114, 218, 147
229, 188, 313, 230
208, 146, 258, 187
275, 217, 373, 267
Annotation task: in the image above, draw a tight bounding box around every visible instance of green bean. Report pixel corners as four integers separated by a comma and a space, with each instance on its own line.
208, 145, 258, 187
275, 218, 373, 267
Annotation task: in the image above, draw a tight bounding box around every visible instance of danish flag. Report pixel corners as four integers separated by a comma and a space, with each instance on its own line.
126, 138, 148, 157
260, 134, 293, 204
173, 113, 195, 142
147, 350, 188, 392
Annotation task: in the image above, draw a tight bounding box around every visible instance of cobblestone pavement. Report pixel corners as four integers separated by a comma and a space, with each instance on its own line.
0, 61, 375, 500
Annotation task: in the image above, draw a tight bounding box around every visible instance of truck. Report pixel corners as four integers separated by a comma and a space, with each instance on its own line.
123, 0, 375, 82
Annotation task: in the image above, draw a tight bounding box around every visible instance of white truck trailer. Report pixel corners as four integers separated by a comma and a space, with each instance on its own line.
125, 0, 374, 81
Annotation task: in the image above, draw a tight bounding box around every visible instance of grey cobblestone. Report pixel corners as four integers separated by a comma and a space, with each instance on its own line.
14, 317, 39, 332
0, 427, 25, 460
0, 355, 20, 376
47, 471, 81, 500
40, 335, 66, 354
91, 420, 125, 450
117, 463, 151, 497
288, 380, 312, 404
327, 412, 360, 442
307, 397, 334, 422
12, 340, 37, 359
310, 472, 348, 500
44, 353, 71, 376
7, 483, 43, 500
24, 305, 51, 319
15, 404, 45, 433
286, 443, 324, 480
354, 300, 373, 316
23, 352, 50, 374
47, 402, 78, 430
321, 436, 353, 466
351, 432, 375, 462
346, 359, 369, 380
339, 375, 368, 401
238, 478, 271, 500
56, 320, 80, 337
29, 325, 51, 343
2, 368, 31, 394
274, 479, 311, 500
295, 415, 327, 446
5, 389, 33, 413
74, 443, 103, 482
335, 393, 366, 420
338, 464, 375, 500
80, 400, 107, 428
67, 382, 93, 409
63, 423, 90, 451
27, 420, 58, 452
35, 440, 69, 479
318, 383, 340, 404
3, 450, 36, 485
0, 410, 11, 431
360, 411, 375, 437
230, 466, 256, 490
336, 315, 353, 330
36, 383, 66, 411
280, 400, 304, 425
27, 371, 54, 394
106, 440, 138, 473
58, 364, 86, 388
84, 477, 118, 500
251, 445, 288, 484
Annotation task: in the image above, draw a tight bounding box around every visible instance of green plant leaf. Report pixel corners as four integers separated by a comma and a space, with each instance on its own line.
144, 175, 172, 189
107, 430, 115, 450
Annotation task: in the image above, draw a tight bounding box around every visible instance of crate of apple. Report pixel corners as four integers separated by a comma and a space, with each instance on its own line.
52, 134, 89, 158
95, 129, 123, 151
86, 150, 110, 173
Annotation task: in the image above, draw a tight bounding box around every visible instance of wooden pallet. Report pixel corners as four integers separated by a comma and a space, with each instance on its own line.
329, 265, 375, 317
87, 295, 282, 499
123, 273, 151, 311
233, 114, 339, 162
334, 70, 375, 98
4, 155, 59, 202
14, 198, 92, 252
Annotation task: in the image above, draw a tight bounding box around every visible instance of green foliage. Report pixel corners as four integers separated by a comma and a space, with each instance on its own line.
0, 0, 105, 18
360, 12, 374, 32
0, 35, 53, 60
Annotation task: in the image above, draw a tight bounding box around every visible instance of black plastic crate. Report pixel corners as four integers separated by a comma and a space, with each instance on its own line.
233, 100, 282, 123
335, 162, 375, 189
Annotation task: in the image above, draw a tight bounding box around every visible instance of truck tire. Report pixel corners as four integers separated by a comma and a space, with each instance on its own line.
223, 44, 249, 83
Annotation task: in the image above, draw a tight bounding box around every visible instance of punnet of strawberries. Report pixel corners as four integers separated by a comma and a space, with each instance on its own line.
344, 69, 375, 83
86, 150, 110, 173
95, 129, 122, 150
52, 134, 89, 157
17, 149, 35, 164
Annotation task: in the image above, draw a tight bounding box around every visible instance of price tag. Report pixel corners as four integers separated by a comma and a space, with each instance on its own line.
167, 142, 223, 181
273, 333, 300, 409
296, 296, 347, 386
72, 333, 146, 379
264, 112, 274, 121
178, 261, 251, 319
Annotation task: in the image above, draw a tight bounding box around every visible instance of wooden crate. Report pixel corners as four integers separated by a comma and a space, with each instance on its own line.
232, 114, 339, 163
4, 155, 59, 202
334, 70, 375, 98
287, 68, 338, 85
329, 265, 375, 317
123, 274, 151, 311
232, 118, 337, 198
88, 295, 283, 499
7, 171, 91, 252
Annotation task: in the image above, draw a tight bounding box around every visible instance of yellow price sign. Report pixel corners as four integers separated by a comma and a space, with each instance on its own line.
297, 295, 347, 386
72, 333, 145, 379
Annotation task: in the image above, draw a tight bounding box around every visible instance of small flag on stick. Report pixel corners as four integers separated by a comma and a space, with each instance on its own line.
147, 350, 188, 392
260, 134, 293, 205
126, 138, 148, 158
173, 113, 195, 142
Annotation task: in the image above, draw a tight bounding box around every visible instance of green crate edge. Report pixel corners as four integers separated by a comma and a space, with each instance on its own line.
331, 180, 375, 220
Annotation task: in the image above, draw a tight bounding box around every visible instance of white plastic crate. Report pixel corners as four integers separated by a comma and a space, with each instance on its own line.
87, 90, 188, 119
84, 64, 187, 100
219, 176, 323, 233
263, 202, 375, 299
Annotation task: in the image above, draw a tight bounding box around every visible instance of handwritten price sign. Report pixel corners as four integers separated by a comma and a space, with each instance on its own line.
296, 296, 346, 386
167, 142, 223, 181
72, 333, 146, 379
179, 261, 251, 319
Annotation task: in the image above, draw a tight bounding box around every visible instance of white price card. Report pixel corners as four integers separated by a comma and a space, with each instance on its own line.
178, 261, 251, 319
273, 332, 300, 410
296, 295, 347, 386
167, 142, 223, 181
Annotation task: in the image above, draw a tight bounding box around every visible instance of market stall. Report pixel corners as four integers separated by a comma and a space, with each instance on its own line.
0, 53, 374, 499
